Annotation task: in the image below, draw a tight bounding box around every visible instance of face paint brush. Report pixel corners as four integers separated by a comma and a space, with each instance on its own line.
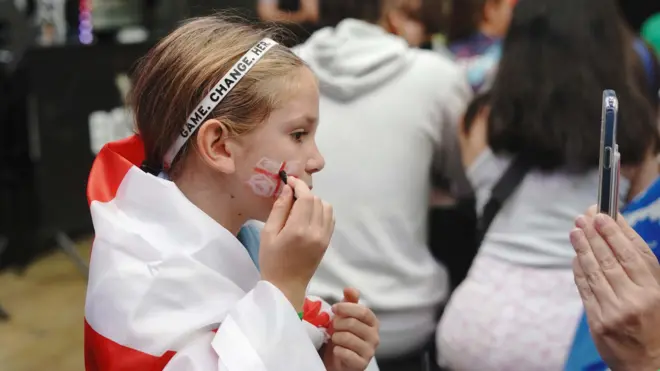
278, 170, 297, 200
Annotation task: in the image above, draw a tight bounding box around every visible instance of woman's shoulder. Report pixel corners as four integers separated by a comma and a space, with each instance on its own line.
468, 149, 601, 193
466, 148, 512, 192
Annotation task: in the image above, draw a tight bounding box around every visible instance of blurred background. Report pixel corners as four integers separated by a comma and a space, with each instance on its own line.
0, 1, 659, 370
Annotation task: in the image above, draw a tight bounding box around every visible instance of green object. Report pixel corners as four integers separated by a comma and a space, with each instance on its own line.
298, 311, 304, 320
641, 13, 660, 56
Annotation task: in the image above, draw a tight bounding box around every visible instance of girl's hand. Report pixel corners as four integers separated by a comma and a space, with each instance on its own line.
260, 178, 335, 312
323, 288, 380, 371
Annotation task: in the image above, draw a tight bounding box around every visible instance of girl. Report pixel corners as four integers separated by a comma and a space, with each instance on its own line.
84, 15, 379, 371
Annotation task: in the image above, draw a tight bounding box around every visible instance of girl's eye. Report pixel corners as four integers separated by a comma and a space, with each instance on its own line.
291, 131, 308, 143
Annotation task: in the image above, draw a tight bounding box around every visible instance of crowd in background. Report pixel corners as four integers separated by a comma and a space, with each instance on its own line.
5, 0, 658, 370
251, 0, 660, 370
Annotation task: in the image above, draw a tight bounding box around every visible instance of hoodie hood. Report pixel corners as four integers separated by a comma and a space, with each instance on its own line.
296, 19, 414, 101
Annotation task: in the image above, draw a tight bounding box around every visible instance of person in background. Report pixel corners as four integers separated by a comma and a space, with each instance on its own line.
446, 0, 516, 92
257, 0, 319, 45
569, 209, 660, 371
294, 0, 471, 369
257, 0, 319, 24
565, 32, 660, 371
436, 0, 659, 369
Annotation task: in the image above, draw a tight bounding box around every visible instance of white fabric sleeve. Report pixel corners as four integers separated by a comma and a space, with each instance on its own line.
164, 281, 325, 371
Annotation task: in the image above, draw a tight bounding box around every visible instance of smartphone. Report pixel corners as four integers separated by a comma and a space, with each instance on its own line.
597, 90, 620, 220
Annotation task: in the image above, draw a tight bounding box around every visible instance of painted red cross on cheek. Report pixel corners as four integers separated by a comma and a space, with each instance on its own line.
252, 161, 287, 198
246, 158, 303, 198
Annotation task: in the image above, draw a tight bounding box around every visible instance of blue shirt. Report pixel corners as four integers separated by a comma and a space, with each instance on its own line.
158, 171, 263, 270
565, 176, 660, 371
237, 222, 262, 270
448, 33, 502, 93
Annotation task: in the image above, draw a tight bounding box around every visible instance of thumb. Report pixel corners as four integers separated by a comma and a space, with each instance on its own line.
262, 186, 294, 237
342, 287, 360, 304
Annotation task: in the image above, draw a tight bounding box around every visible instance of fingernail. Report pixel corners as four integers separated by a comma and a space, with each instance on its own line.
332, 304, 338, 312
570, 228, 584, 244
575, 215, 587, 229
595, 214, 607, 229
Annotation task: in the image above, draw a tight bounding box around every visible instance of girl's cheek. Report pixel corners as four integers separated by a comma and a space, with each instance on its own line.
245, 157, 302, 198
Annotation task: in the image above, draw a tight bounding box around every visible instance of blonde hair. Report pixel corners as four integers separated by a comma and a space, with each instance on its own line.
129, 14, 305, 173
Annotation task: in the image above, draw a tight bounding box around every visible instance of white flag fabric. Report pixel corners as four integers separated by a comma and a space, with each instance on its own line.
84, 135, 343, 371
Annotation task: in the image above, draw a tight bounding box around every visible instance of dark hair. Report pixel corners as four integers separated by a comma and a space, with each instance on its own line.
463, 92, 491, 135
321, 0, 448, 35
419, 0, 452, 35
487, 0, 658, 172
447, 0, 489, 43
320, 0, 381, 26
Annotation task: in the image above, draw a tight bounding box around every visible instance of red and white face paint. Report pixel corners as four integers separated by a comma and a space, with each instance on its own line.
246, 157, 302, 198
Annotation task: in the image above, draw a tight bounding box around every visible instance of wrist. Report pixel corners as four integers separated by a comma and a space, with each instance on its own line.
266, 279, 307, 313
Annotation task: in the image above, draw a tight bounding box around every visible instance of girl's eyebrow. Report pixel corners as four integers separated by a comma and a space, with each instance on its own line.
284, 115, 318, 128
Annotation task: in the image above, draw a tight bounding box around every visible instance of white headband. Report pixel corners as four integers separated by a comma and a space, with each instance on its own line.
163, 38, 279, 169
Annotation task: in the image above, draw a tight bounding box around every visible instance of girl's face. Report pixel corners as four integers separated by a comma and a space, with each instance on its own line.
231, 67, 324, 221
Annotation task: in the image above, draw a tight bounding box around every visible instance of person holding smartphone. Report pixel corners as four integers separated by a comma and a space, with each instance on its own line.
565, 30, 660, 371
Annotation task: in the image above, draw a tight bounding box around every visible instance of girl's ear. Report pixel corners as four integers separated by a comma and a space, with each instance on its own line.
195, 119, 236, 174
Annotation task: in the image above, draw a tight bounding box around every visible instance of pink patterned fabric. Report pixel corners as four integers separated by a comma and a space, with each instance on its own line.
436, 255, 583, 371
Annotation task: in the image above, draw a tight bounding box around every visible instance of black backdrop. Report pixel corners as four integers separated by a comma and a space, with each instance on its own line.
0, 43, 151, 268
25, 43, 150, 234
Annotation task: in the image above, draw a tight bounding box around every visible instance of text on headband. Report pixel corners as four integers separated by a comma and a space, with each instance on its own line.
162, 38, 279, 168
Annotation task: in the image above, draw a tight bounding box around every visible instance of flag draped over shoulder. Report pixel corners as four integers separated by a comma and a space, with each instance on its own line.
84, 135, 331, 371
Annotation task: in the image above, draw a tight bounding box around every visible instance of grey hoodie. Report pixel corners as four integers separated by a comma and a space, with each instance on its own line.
295, 19, 415, 101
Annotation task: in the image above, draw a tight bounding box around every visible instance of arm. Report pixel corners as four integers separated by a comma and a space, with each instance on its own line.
257, 0, 319, 24
430, 72, 473, 204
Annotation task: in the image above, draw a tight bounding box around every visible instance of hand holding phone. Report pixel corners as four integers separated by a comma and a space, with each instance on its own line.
597, 90, 620, 220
